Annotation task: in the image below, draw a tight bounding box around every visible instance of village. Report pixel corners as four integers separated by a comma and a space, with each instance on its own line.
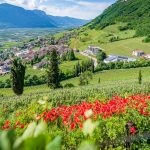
0, 37, 150, 76
82, 46, 150, 64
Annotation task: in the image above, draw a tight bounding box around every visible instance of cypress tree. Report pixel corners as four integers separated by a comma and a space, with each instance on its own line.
11, 59, 26, 95
138, 70, 142, 84
68, 49, 76, 61
75, 61, 81, 77
91, 59, 95, 73
47, 49, 60, 89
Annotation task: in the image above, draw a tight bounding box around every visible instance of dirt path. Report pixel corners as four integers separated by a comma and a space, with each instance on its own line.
79, 51, 98, 67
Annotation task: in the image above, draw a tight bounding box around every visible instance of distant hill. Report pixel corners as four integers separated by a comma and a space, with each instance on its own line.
33, 10, 89, 28
0, 3, 89, 28
88, 0, 150, 36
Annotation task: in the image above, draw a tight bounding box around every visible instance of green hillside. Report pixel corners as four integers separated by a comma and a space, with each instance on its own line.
69, 24, 150, 56
88, 0, 150, 36
67, 0, 150, 54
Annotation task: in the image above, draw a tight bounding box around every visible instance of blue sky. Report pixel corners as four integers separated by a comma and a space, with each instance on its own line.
0, 0, 116, 19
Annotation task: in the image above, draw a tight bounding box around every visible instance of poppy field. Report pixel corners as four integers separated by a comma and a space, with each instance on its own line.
0, 83, 150, 150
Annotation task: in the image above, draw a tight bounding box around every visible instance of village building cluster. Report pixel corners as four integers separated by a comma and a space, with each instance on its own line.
0, 59, 12, 75
84, 46, 150, 64
104, 55, 136, 63
0, 38, 149, 76
0, 43, 71, 75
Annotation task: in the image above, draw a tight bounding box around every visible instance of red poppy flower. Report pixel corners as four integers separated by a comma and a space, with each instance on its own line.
130, 127, 136, 134
20, 124, 25, 129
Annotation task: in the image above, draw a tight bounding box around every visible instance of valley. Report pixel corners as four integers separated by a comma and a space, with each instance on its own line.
0, 28, 66, 42
0, 0, 150, 149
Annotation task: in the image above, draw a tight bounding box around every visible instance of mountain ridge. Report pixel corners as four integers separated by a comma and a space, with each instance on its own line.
0, 3, 89, 28
87, 0, 150, 36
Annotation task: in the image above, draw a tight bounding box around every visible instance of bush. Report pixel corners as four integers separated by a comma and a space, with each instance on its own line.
118, 25, 129, 31
143, 35, 150, 43
63, 83, 75, 88
79, 71, 93, 86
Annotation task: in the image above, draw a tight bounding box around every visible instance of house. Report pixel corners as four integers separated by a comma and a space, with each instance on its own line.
104, 55, 136, 63
132, 50, 145, 57
33, 61, 47, 69
0, 61, 4, 67
87, 46, 101, 55
144, 54, 150, 60
0, 65, 11, 75
4, 59, 12, 66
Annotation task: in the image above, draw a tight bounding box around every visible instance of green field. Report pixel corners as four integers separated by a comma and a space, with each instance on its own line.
69, 24, 150, 57
101, 37, 150, 57
62, 67, 150, 86
0, 67, 149, 97
60, 52, 89, 73
0, 41, 21, 51
0, 67, 45, 82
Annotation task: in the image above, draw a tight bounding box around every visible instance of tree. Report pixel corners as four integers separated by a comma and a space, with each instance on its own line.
79, 71, 93, 86
75, 61, 81, 77
90, 59, 95, 73
138, 70, 142, 84
11, 59, 26, 95
96, 50, 107, 64
98, 77, 101, 84
67, 49, 76, 61
47, 49, 60, 89
60, 52, 67, 62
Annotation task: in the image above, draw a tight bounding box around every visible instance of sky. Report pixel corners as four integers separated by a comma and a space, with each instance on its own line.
0, 0, 116, 19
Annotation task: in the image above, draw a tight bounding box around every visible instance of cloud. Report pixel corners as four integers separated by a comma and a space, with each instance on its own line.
0, 0, 114, 19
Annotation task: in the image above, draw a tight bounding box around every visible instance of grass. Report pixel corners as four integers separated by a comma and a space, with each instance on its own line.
0, 66, 46, 82
0, 67, 149, 98
69, 23, 150, 57
62, 67, 150, 86
101, 37, 150, 57
60, 52, 89, 73
69, 23, 136, 50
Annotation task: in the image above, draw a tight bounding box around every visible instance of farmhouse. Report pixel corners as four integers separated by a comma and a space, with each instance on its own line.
104, 55, 136, 63
87, 46, 102, 55
144, 54, 150, 60
132, 50, 145, 57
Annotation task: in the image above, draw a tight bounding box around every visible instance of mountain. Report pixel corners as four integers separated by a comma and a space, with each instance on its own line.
33, 10, 90, 28
88, 0, 150, 36
0, 3, 89, 28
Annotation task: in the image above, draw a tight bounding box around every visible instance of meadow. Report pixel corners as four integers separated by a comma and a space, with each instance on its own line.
69, 24, 150, 57
0, 81, 150, 149
0, 57, 150, 150
0, 67, 149, 98
101, 37, 150, 57
62, 67, 150, 86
